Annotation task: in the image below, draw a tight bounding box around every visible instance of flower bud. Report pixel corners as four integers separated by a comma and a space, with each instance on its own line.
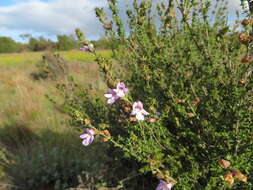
239, 34, 253, 44
100, 130, 111, 142
230, 169, 247, 182
239, 79, 246, 85
192, 97, 200, 105
218, 159, 231, 169
148, 118, 158, 123
175, 99, 185, 103
224, 171, 234, 184
84, 119, 91, 125
241, 18, 253, 26
241, 55, 253, 63
129, 117, 137, 122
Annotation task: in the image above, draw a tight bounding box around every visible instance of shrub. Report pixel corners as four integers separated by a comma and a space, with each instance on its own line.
56, 35, 80, 51
31, 52, 69, 80
60, 0, 253, 189
0, 37, 20, 53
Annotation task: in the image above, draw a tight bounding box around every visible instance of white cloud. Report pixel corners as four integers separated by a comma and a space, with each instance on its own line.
0, 0, 245, 41
0, 0, 107, 40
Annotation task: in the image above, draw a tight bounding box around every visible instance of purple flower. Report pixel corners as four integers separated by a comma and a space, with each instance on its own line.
80, 129, 95, 146
104, 89, 119, 104
115, 82, 129, 97
104, 82, 128, 104
80, 45, 89, 52
131, 101, 149, 121
156, 180, 173, 190
80, 43, 94, 53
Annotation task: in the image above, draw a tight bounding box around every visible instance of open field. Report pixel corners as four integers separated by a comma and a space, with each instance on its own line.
0, 50, 111, 126
0, 50, 111, 188
0, 50, 111, 66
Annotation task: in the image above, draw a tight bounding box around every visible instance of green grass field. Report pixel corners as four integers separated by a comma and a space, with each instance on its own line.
0, 50, 111, 66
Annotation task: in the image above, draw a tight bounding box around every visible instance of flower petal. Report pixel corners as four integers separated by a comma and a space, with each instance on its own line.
141, 109, 149, 115
104, 93, 112, 98
80, 134, 89, 139
86, 129, 95, 136
107, 98, 116, 104
136, 113, 145, 120
124, 88, 129, 93
116, 90, 125, 97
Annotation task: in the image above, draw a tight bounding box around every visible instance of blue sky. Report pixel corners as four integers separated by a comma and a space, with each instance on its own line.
0, 0, 50, 6
0, 0, 243, 42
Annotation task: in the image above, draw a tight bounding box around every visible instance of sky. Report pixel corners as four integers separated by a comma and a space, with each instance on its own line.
0, 0, 243, 42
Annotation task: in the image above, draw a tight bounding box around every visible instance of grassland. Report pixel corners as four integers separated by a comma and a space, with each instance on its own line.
0, 50, 111, 188
0, 50, 111, 123
0, 50, 111, 66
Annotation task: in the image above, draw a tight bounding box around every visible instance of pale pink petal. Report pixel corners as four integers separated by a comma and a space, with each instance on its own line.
124, 88, 129, 93
86, 129, 95, 135
136, 101, 143, 108
116, 90, 125, 98
141, 109, 149, 115
167, 184, 173, 189
107, 98, 116, 104
131, 110, 138, 115
104, 93, 113, 98
136, 113, 145, 121
80, 134, 89, 139
82, 136, 93, 146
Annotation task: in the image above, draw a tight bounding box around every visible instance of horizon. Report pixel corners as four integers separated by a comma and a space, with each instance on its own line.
0, 0, 244, 42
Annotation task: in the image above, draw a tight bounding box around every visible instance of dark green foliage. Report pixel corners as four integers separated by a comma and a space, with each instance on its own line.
0, 37, 20, 53
62, 0, 253, 189
56, 35, 80, 51
28, 37, 55, 52
31, 52, 69, 80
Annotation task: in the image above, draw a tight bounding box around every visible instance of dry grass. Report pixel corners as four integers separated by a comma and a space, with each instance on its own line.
0, 50, 110, 185
0, 50, 110, 130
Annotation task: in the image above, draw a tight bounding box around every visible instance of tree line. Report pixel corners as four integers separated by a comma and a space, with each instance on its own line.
0, 34, 110, 53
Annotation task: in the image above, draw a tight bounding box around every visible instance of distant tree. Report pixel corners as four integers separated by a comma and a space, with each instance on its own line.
28, 36, 55, 51
0, 37, 20, 53
56, 34, 79, 51
91, 37, 110, 49
19, 33, 32, 42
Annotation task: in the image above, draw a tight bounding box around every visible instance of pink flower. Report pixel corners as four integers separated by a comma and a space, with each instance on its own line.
115, 82, 129, 97
156, 180, 173, 190
80, 129, 95, 146
80, 45, 89, 52
131, 101, 149, 120
80, 43, 94, 53
104, 89, 119, 104
104, 82, 128, 104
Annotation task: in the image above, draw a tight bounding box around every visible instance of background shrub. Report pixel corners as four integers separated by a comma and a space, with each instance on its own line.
31, 52, 69, 80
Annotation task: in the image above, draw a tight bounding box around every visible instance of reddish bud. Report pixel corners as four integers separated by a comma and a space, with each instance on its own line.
239, 34, 253, 44
224, 171, 234, 185
175, 99, 186, 103
192, 97, 200, 105
218, 159, 231, 169
241, 55, 253, 63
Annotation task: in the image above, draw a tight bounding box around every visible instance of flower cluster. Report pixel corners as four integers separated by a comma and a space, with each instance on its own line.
104, 82, 129, 104
79, 81, 171, 189
104, 82, 149, 120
